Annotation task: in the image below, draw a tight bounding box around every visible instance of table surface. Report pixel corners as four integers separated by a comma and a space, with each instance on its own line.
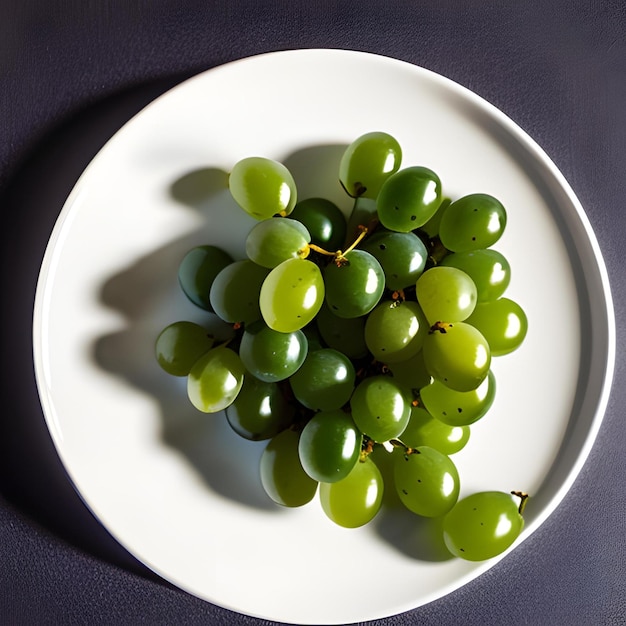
1, 2, 625, 624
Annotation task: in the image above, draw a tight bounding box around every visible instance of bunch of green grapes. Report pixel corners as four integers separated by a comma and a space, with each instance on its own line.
156, 131, 530, 561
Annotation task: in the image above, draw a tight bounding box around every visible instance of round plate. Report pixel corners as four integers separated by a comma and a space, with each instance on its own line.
32, 49, 615, 624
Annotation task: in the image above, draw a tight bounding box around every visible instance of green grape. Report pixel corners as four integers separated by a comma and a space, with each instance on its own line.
260, 428, 318, 507
466, 297, 528, 356
155, 321, 215, 376
315, 304, 369, 360
401, 405, 470, 455
438, 193, 506, 252
319, 457, 384, 528
302, 323, 326, 353
178, 245, 233, 310
440, 249, 511, 303
418, 197, 451, 239
419, 370, 496, 427
323, 249, 385, 318
339, 131, 402, 199
239, 321, 308, 382
344, 196, 378, 246
245, 218, 310, 268
289, 348, 355, 411
386, 350, 432, 394
289, 198, 346, 251
376, 166, 442, 232
443, 491, 527, 561
423, 322, 491, 392
416, 266, 478, 325
364, 300, 428, 364
361, 230, 428, 291
209, 260, 269, 325
259, 258, 325, 332
393, 446, 460, 517
368, 445, 404, 509
225, 375, 294, 441
350, 375, 412, 442
229, 156, 297, 220
187, 345, 245, 413
298, 410, 362, 483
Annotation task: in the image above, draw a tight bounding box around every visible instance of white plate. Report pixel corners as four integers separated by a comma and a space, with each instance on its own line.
32, 49, 615, 624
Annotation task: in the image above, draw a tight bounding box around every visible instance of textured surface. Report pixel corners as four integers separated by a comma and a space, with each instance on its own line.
1, 1, 626, 624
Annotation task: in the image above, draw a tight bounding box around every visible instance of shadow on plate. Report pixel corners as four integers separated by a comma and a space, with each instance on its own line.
92, 144, 349, 511
370, 445, 454, 562
0, 74, 195, 581
91, 140, 454, 562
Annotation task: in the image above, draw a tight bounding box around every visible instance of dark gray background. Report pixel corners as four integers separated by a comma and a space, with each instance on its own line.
1, 2, 625, 624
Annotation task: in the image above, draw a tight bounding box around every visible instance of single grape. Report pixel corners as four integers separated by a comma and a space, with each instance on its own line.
260, 428, 318, 507
418, 197, 451, 239
393, 446, 460, 517
401, 405, 470, 455
319, 457, 384, 528
376, 166, 442, 232
423, 322, 491, 392
288, 198, 346, 251
259, 258, 325, 332
323, 249, 385, 318
361, 230, 428, 291
245, 218, 310, 268
416, 266, 477, 325
298, 410, 362, 483
364, 300, 428, 364
155, 321, 215, 376
315, 304, 369, 360
439, 249, 511, 303
419, 370, 496, 427
465, 297, 528, 356
187, 345, 245, 413
239, 321, 308, 382
289, 348, 355, 412
209, 260, 269, 325
350, 375, 412, 442
386, 350, 432, 394
339, 131, 402, 199
443, 491, 527, 561
438, 193, 506, 252
178, 245, 233, 310
225, 375, 294, 441
229, 156, 297, 220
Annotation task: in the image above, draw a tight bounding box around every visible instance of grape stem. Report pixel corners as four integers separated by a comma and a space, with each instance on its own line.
306, 225, 369, 267
429, 321, 452, 334
360, 436, 375, 461
339, 179, 366, 198
388, 438, 419, 456
511, 491, 530, 515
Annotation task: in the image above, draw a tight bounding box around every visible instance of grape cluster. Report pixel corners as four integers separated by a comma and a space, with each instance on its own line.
156, 132, 530, 562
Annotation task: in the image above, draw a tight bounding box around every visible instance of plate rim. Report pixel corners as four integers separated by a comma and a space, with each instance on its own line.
31, 48, 616, 623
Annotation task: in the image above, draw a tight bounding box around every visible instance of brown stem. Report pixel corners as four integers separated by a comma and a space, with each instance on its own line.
429, 321, 452, 334
511, 491, 530, 515
360, 436, 375, 461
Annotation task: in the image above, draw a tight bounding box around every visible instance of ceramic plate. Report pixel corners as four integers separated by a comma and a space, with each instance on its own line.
32, 49, 615, 624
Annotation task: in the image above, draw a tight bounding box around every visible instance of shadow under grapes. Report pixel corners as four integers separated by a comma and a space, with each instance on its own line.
92, 165, 275, 510
92, 140, 456, 562
92, 143, 349, 512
